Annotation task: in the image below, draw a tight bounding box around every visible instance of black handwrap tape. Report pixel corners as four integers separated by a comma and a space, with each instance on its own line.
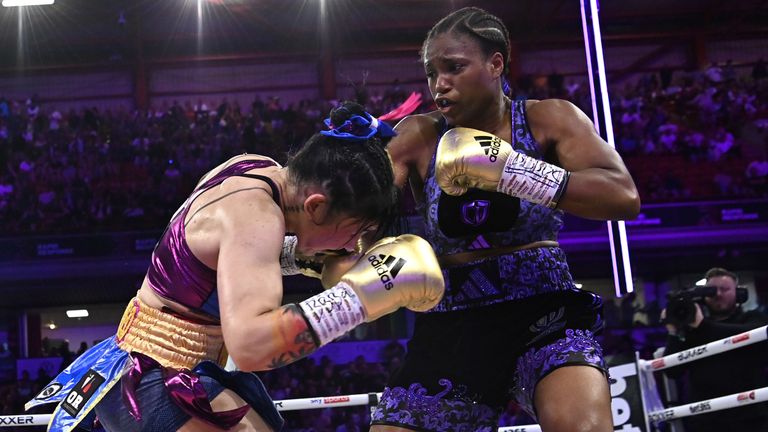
293, 303, 322, 348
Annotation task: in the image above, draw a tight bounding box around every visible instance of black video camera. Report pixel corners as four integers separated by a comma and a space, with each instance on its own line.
665, 286, 717, 328
665, 285, 749, 328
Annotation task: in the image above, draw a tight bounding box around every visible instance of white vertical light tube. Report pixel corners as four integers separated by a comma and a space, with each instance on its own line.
580, 0, 634, 296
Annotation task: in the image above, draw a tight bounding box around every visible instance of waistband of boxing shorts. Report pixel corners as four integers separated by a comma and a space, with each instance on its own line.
438, 240, 560, 268
116, 297, 227, 370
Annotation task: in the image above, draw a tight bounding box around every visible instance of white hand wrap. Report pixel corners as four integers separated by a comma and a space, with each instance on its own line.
299, 283, 367, 346
280, 235, 301, 276
497, 151, 570, 209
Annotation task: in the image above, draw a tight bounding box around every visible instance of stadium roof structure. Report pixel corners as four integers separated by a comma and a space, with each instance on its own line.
0, 0, 766, 71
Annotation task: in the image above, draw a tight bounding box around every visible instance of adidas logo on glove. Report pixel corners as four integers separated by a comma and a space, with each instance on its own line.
474, 135, 502, 162
368, 254, 406, 290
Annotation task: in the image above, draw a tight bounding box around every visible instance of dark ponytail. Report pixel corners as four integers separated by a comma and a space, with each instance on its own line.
287, 101, 398, 238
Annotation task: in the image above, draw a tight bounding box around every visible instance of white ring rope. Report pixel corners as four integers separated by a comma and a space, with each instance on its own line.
4, 327, 766, 429
648, 386, 768, 423
498, 425, 541, 432
0, 409, 544, 430
0, 393, 384, 427
273, 392, 380, 411
641, 325, 767, 372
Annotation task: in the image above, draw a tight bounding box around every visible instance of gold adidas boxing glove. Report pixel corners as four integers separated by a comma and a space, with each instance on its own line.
298, 234, 444, 346
340, 234, 444, 320
318, 234, 379, 288
320, 253, 362, 289
436, 127, 570, 209
436, 127, 513, 195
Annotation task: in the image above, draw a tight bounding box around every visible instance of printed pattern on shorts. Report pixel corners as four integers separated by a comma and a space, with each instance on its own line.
514, 329, 606, 416
371, 379, 498, 432
431, 247, 576, 312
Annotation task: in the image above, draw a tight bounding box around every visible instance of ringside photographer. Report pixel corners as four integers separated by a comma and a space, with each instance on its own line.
662, 267, 768, 432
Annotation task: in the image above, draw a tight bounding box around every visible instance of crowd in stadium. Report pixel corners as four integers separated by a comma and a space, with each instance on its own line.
0, 61, 767, 236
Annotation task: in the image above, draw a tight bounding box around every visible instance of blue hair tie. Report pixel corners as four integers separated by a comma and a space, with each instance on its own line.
321, 112, 396, 141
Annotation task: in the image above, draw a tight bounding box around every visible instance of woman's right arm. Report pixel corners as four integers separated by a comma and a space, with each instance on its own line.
387, 114, 439, 189
216, 186, 317, 371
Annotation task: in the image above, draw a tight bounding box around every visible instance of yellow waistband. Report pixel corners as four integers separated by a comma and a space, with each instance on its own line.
117, 298, 227, 370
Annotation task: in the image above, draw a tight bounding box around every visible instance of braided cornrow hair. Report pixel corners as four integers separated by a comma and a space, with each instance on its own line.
287, 101, 398, 239
422, 7, 512, 91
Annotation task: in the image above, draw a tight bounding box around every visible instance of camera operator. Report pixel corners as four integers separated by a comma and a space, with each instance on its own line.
662, 267, 768, 432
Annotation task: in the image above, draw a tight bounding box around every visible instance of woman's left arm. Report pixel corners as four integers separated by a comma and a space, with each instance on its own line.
528, 99, 641, 220
216, 187, 316, 372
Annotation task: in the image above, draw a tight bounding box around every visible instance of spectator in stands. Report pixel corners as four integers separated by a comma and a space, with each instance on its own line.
57, 342, 73, 369
0, 97, 9, 118
16, 370, 36, 413
380, 339, 406, 367
76, 342, 88, 356
705, 62, 724, 83
658, 122, 679, 153
34, 367, 51, 392
708, 127, 736, 160
722, 59, 737, 82
745, 159, 768, 195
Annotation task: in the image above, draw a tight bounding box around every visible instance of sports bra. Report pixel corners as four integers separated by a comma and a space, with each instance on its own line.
146, 159, 280, 318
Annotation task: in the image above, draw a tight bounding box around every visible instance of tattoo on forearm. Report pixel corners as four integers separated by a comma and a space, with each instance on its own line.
266, 305, 318, 369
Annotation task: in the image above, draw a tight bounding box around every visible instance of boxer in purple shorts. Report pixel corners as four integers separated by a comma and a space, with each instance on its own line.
370, 7, 640, 432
